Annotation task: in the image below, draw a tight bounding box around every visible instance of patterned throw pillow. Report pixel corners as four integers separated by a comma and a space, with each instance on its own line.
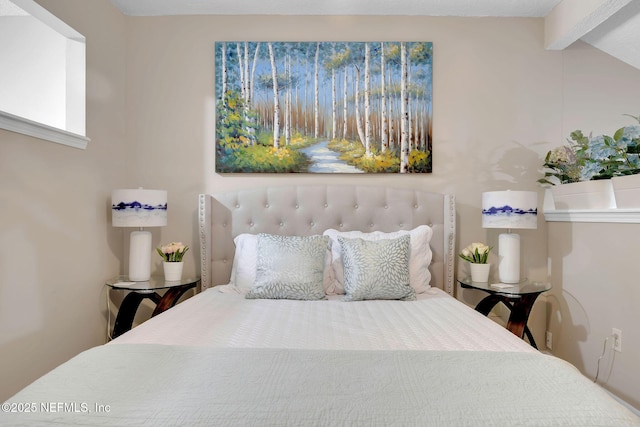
323, 225, 433, 295
246, 234, 328, 300
339, 235, 415, 302
230, 233, 332, 294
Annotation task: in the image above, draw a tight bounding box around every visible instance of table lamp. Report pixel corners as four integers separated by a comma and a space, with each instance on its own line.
112, 188, 167, 281
482, 190, 537, 283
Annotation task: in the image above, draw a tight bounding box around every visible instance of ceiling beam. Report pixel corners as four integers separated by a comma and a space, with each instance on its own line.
545, 0, 633, 50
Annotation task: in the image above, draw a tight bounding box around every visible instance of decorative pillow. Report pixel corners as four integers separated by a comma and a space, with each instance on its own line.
339, 235, 415, 301
245, 234, 329, 300
323, 225, 433, 294
232, 233, 332, 293
230, 233, 259, 291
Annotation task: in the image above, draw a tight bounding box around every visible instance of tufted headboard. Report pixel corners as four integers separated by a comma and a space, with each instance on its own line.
198, 185, 456, 295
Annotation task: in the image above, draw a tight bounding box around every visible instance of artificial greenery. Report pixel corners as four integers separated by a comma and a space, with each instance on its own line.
539, 115, 640, 185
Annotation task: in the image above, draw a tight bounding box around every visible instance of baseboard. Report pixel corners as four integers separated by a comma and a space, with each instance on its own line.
602, 388, 640, 416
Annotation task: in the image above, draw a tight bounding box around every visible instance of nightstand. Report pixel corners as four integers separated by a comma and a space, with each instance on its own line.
106, 276, 200, 339
457, 277, 551, 348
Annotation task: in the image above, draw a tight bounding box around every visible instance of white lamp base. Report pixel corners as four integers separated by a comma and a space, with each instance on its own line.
128, 230, 151, 281
498, 232, 520, 283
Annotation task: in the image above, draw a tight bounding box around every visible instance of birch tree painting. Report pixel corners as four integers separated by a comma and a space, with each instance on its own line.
215, 41, 432, 173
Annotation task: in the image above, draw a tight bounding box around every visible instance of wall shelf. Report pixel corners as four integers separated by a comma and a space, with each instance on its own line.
542, 189, 640, 223
543, 209, 640, 223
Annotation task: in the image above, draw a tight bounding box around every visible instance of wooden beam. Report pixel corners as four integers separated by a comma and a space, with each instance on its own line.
545, 0, 633, 50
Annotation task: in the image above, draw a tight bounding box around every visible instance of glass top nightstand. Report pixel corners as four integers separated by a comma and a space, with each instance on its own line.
457, 277, 551, 297
106, 276, 200, 339
106, 276, 200, 292
457, 277, 551, 348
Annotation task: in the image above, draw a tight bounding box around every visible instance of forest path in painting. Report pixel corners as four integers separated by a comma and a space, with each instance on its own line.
300, 140, 364, 173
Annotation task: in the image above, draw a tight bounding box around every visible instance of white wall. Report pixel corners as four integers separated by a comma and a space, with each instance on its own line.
0, 0, 127, 401
548, 221, 640, 408
2, 1, 640, 406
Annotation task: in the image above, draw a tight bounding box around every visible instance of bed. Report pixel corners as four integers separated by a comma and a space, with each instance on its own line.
2, 185, 639, 426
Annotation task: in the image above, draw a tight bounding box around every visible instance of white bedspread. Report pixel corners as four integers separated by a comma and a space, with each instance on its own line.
113, 286, 535, 352
3, 344, 638, 426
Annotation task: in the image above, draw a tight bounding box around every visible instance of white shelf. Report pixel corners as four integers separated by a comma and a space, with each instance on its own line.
543, 209, 640, 223
542, 188, 640, 223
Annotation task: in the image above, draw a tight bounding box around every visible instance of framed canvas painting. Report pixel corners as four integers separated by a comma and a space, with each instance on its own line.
215, 41, 432, 173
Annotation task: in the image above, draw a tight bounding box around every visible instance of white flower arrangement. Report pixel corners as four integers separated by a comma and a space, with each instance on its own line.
458, 242, 492, 264
157, 242, 189, 262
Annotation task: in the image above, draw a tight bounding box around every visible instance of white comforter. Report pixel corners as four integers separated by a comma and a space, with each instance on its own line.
4, 288, 639, 426
3, 344, 639, 426
113, 286, 535, 352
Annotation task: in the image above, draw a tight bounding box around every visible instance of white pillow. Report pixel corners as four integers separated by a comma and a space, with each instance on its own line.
231, 233, 332, 294
323, 225, 433, 294
230, 233, 258, 292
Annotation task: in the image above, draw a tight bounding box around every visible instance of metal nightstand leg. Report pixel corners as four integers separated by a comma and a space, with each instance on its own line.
474, 293, 541, 349
112, 291, 161, 338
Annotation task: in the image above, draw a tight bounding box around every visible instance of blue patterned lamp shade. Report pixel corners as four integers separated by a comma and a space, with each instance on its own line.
482, 191, 537, 230
481, 190, 537, 284
111, 188, 167, 281
111, 189, 167, 228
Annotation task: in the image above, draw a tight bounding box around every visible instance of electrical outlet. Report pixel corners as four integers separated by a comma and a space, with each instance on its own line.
546, 331, 553, 350
612, 328, 622, 352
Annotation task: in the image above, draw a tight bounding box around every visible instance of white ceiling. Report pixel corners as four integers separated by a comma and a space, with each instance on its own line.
581, 0, 640, 72
0, 0, 27, 16
107, 0, 640, 70
107, 0, 562, 17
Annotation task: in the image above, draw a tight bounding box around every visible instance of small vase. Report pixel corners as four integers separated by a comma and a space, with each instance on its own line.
163, 261, 183, 281
469, 263, 490, 283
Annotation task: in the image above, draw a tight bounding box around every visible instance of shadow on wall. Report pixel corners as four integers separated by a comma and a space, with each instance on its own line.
492, 139, 547, 187
545, 222, 591, 373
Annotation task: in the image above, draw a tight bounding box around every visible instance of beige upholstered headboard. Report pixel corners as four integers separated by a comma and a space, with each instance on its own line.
198, 185, 456, 295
